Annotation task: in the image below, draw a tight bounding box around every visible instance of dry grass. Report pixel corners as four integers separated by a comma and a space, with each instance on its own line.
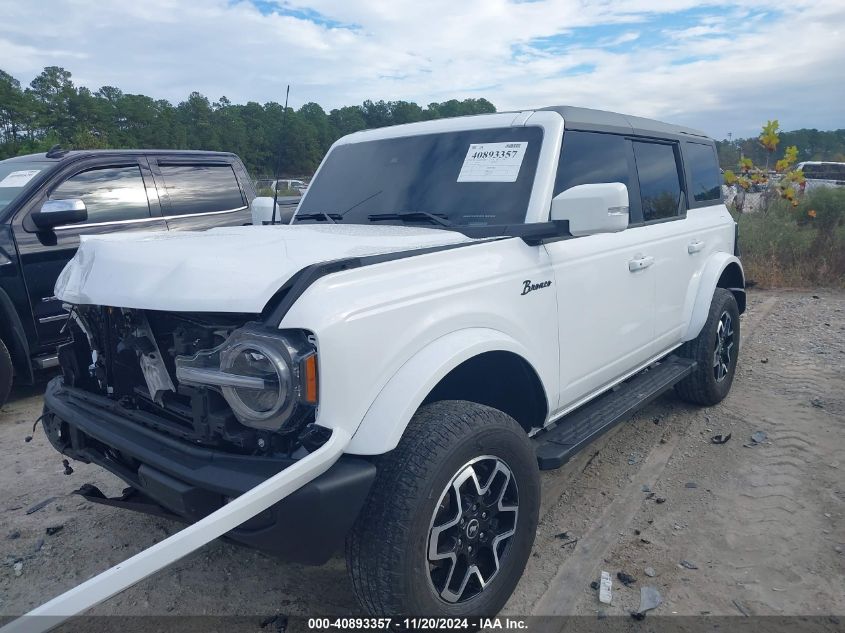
734, 187, 845, 288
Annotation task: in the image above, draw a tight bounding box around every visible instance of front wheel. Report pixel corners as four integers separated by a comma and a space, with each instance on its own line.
346, 401, 540, 617
675, 288, 740, 405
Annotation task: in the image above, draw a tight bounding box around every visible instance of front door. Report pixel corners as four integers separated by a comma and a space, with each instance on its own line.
545, 130, 655, 413
545, 231, 656, 411
13, 157, 167, 351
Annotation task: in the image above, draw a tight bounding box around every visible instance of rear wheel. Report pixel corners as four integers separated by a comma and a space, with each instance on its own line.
0, 338, 12, 408
346, 400, 540, 617
675, 288, 740, 405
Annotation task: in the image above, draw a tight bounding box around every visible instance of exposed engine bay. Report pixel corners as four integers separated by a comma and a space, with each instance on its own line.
58, 306, 318, 455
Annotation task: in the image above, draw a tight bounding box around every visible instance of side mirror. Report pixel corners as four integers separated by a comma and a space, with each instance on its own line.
550, 183, 629, 236
31, 199, 88, 229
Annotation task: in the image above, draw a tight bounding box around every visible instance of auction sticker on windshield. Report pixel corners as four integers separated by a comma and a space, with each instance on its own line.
0, 170, 41, 187
457, 142, 527, 183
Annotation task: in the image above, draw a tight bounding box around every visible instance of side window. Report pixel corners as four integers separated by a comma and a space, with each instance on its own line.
158, 164, 245, 216
685, 142, 721, 202
800, 164, 821, 178
49, 165, 150, 224
554, 131, 631, 196
803, 163, 845, 180
632, 142, 683, 222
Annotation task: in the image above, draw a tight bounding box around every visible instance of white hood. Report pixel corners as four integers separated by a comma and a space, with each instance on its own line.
55, 224, 474, 313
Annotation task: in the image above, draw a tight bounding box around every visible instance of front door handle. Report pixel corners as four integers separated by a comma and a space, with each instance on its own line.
688, 240, 705, 254
628, 255, 655, 272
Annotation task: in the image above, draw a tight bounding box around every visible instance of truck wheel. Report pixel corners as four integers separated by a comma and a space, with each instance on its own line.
0, 338, 12, 408
346, 400, 540, 617
675, 288, 740, 406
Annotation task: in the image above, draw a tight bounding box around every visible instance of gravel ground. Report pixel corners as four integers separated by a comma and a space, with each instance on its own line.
0, 289, 843, 630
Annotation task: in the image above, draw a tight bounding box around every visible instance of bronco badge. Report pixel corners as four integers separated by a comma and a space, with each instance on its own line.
521, 279, 552, 295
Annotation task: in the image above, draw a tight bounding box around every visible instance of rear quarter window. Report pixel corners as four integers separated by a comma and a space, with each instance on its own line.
158, 164, 245, 216
684, 142, 722, 203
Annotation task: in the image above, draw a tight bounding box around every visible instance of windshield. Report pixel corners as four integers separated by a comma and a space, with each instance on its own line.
0, 159, 53, 214
298, 126, 543, 227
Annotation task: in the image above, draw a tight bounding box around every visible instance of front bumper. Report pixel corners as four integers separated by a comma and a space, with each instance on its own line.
42, 377, 375, 565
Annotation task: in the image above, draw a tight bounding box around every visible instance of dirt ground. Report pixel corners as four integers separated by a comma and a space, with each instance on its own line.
0, 289, 843, 628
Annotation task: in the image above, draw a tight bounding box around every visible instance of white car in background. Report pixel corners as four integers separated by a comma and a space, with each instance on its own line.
255, 178, 309, 194
796, 161, 845, 191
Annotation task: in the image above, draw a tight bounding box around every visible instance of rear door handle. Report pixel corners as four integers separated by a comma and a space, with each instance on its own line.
628, 255, 654, 272
688, 240, 705, 254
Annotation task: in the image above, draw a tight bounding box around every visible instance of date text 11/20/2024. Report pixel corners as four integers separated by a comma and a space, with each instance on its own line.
307, 617, 528, 630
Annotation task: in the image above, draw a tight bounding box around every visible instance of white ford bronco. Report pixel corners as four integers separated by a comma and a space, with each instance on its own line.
39, 106, 743, 619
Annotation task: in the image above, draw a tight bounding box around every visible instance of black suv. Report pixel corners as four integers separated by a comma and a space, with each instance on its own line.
0, 149, 256, 406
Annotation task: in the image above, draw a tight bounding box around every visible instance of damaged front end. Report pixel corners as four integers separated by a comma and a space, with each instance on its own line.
56, 306, 319, 453
43, 305, 374, 564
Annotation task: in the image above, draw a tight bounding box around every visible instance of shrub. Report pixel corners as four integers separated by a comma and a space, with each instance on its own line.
734, 187, 845, 287
723, 120, 804, 213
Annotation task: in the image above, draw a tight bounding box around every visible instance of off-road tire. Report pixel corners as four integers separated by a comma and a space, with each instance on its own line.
0, 337, 12, 408
675, 288, 740, 405
346, 400, 540, 617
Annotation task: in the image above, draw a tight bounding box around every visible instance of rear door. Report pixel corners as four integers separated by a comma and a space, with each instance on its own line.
148, 157, 251, 231
628, 139, 693, 348
13, 157, 166, 349
631, 139, 731, 348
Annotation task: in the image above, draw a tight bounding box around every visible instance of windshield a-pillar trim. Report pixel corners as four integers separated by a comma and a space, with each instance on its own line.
520, 111, 564, 225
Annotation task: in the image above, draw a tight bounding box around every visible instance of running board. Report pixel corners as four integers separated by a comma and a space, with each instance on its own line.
534, 356, 696, 470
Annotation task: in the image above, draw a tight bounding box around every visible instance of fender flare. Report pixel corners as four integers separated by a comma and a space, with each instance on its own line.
345, 328, 548, 455
682, 253, 745, 342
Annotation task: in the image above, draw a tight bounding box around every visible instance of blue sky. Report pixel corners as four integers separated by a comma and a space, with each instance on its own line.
0, 0, 842, 138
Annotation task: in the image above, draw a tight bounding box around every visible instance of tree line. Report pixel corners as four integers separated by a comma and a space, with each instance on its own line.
2, 66, 844, 177
0, 66, 496, 176
716, 128, 845, 171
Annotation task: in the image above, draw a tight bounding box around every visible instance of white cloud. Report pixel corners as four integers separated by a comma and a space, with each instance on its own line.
597, 32, 642, 47
0, 0, 842, 137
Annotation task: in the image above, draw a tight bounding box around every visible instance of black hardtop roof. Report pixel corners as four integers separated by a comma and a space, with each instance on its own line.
3, 149, 237, 164
538, 105, 711, 141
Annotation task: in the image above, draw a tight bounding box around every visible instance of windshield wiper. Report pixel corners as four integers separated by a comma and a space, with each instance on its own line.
294, 212, 341, 224
367, 211, 453, 227
340, 189, 383, 217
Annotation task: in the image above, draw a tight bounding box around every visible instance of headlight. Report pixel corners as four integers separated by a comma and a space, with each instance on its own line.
175, 324, 317, 432
220, 340, 291, 423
